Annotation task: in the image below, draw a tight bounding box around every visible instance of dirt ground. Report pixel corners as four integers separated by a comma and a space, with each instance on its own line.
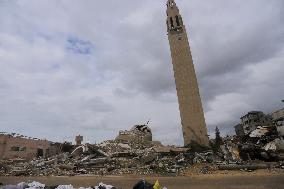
1, 170, 284, 189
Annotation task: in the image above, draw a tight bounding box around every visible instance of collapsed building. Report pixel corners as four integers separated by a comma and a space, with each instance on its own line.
233, 109, 284, 161
271, 108, 284, 139
1, 108, 283, 176
114, 124, 165, 148
0, 125, 198, 176
234, 109, 284, 139
235, 111, 273, 136
1, 121, 284, 177
116, 125, 152, 143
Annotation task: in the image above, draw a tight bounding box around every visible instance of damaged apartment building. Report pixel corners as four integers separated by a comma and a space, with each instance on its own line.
116, 125, 153, 144
0, 133, 50, 160
234, 109, 284, 138
272, 108, 284, 139
233, 108, 284, 161
234, 111, 273, 137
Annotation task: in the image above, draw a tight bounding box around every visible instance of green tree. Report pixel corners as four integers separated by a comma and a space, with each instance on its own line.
213, 127, 222, 152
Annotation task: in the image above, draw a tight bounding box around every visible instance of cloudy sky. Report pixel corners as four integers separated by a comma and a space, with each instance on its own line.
0, 0, 283, 145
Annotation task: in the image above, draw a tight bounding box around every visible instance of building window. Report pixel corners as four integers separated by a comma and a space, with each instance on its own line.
20, 147, 26, 151
170, 17, 174, 28
175, 15, 180, 26
10, 146, 20, 151
166, 21, 169, 30
10, 146, 26, 152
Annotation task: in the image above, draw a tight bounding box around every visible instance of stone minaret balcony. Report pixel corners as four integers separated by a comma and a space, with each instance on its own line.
166, 0, 184, 34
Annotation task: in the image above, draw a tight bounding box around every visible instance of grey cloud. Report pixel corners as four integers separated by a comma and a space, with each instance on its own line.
0, 0, 283, 145
80, 97, 114, 113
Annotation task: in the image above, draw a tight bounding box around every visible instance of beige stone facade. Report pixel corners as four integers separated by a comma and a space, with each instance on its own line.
75, 135, 83, 145
0, 133, 50, 160
271, 108, 284, 121
271, 108, 284, 138
240, 111, 272, 135
115, 125, 152, 143
166, 0, 209, 146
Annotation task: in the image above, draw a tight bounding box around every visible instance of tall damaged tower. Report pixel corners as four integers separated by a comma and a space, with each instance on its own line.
166, 0, 209, 146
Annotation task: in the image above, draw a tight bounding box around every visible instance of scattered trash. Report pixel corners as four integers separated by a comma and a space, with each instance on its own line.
28, 181, 45, 189
94, 183, 117, 189
133, 180, 153, 189
55, 185, 74, 189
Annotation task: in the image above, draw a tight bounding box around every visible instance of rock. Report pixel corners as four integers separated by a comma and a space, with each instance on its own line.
141, 153, 158, 164
57, 164, 74, 170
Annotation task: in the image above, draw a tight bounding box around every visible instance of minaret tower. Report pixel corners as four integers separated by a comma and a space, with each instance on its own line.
166, 0, 209, 146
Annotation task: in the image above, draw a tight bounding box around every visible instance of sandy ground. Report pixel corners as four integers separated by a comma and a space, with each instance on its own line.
0, 169, 284, 189
1, 170, 284, 189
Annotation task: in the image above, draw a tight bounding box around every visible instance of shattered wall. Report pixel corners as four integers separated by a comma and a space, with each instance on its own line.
115, 125, 152, 143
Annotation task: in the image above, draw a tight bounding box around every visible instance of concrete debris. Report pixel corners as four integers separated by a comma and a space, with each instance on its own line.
238, 125, 283, 161
249, 126, 270, 138
263, 139, 278, 151
1, 123, 284, 176
218, 163, 270, 171
71, 145, 88, 157
220, 142, 241, 163
0, 139, 195, 176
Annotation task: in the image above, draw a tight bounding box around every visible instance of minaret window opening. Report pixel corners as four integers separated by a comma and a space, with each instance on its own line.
175, 15, 180, 26
170, 17, 174, 28
166, 21, 169, 30
168, 1, 174, 7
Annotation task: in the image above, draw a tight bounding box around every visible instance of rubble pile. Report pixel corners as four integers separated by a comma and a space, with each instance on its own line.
0, 139, 207, 176
237, 126, 284, 161
1, 122, 284, 177
212, 125, 284, 172
1, 132, 284, 176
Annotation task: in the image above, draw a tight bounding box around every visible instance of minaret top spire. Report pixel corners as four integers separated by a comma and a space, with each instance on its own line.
166, 0, 183, 34
166, 0, 179, 16
167, 0, 176, 7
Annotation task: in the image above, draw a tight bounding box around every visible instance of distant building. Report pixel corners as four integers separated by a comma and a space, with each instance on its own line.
271, 108, 284, 122
0, 133, 50, 160
75, 135, 83, 145
271, 108, 284, 138
116, 125, 152, 143
240, 111, 272, 135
